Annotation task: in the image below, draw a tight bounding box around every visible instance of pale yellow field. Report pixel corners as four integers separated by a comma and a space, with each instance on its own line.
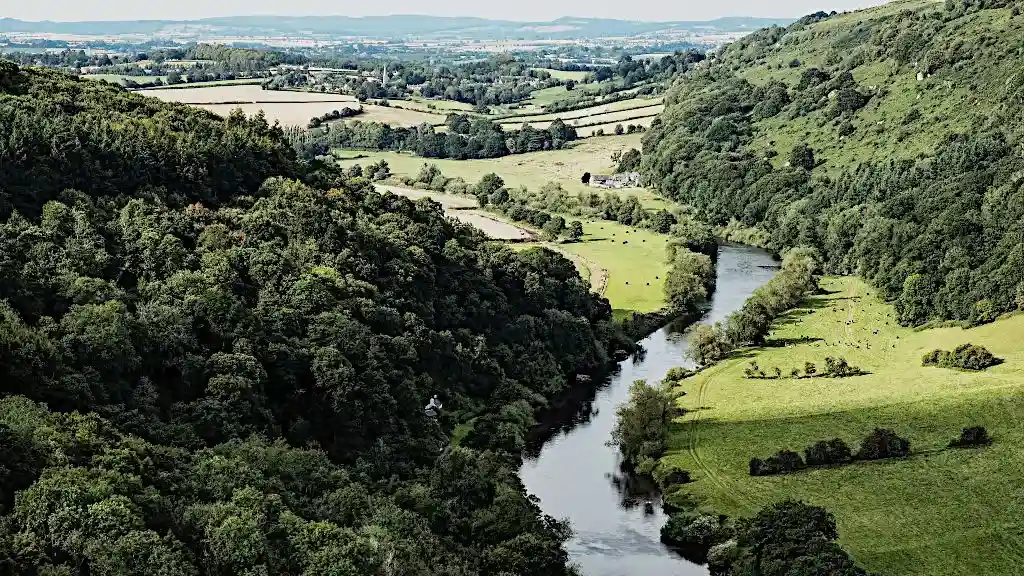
143, 84, 356, 104
355, 104, 447, 127
533, 68, 590, 81
500, 105, 663, 132
336, 134, 653, 199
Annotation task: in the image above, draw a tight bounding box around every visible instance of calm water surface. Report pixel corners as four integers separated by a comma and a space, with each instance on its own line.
520, 244, 778, 576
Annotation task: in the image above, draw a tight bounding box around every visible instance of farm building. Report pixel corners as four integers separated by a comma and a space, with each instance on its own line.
589, 172, 641, 189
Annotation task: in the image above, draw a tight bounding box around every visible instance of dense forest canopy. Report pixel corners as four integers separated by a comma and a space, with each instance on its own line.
0, 61, 634, 575
643, 0, 1024, 326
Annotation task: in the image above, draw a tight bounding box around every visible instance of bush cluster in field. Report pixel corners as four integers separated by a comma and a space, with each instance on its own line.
750, 425, 990, 476
660, 500, 867, 574
743, 357, 864, 379
922, 343, 1000, 371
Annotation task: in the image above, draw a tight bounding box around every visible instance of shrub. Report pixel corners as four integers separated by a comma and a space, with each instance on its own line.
804, 438, 853, 466
663, 367, 695, 383
948, 343, 999, 370
658, 465, 692, 488
855, 428, 910, 461
749, 449, 806, 476
923, 344, 1000, 371
949, 426, 991, 448
707, 539, 740, 575
804, 361, 817, 376
660, 513, 734, 563
823, 356, 863, 377
972, 299, 998, 325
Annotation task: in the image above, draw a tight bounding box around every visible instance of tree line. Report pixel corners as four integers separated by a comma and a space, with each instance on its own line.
689, 248, 818, 366
287, 114, 578, 160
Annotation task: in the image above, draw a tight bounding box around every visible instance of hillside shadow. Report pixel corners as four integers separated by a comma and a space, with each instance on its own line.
763, 336, 824, 348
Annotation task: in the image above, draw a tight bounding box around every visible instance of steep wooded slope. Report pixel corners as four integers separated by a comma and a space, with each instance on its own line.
0, 62, 628, 575
644, 0, 1024, 325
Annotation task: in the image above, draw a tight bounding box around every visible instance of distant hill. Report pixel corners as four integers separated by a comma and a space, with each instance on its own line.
644, 0, 1024, 325
0, 14, 793, 40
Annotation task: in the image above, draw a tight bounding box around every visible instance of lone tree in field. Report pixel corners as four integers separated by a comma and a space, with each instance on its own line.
542, 215, 565, 240
567, 220, 584, 242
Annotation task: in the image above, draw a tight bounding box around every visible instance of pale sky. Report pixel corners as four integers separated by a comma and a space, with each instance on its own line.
7, 0, 889, 23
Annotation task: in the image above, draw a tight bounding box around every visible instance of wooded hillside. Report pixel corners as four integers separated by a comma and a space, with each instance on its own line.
644, 0, 1024, 325
0, 62, 629, 575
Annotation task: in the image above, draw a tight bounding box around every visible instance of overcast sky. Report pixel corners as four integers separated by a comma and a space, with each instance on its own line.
8, 0, 889, 23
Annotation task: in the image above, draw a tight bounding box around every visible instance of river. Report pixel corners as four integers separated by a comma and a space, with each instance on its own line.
519, 244, 778, 576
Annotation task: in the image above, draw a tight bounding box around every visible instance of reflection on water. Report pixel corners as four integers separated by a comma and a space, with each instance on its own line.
519, 245, 777, 576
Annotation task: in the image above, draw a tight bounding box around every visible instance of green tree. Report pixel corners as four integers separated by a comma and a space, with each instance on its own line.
608, 380, 674, 468
789, 143, 816, 171
542, 215, 566, 240
617, 148, 642, 172
567, 220, 584, 242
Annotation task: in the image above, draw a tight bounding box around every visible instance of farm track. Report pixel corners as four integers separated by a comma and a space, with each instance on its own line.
685, 369, 755, 509
685, 281, 867, 510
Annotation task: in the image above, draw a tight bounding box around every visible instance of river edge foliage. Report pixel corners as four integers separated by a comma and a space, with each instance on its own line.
0, 62, 646, 575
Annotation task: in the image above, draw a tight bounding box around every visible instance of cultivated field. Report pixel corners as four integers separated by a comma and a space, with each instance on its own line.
84, 74, 168, 84
336, 133, 662, 202
578, 116, 658, 137
663, 276, 1024, 576
497, 97, 663, 124
356, 104, 448, 127
196, 102, 358, 126
143, 84, 356, 104
533, 68, 590, 81
500, 106, 663, 132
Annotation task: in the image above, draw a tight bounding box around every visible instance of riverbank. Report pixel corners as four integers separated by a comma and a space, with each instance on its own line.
521, 244, 778, 576
661, 276, 1024, 576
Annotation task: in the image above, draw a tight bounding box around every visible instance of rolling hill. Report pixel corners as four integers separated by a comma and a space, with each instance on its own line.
643, 0, 1024, 325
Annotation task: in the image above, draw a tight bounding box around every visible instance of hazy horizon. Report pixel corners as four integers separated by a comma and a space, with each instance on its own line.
4, 0, 889, 24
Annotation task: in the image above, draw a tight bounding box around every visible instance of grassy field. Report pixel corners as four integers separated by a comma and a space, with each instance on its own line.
662, 275, 1024, 576
334, 134, 664, 204
534, 68, 590, 81
378, 97, 477, 114
489, 216, 668, 316
561, 219, 668, 317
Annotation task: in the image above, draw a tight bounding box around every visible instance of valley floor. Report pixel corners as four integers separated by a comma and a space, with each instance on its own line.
663, 276, 1024, 576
